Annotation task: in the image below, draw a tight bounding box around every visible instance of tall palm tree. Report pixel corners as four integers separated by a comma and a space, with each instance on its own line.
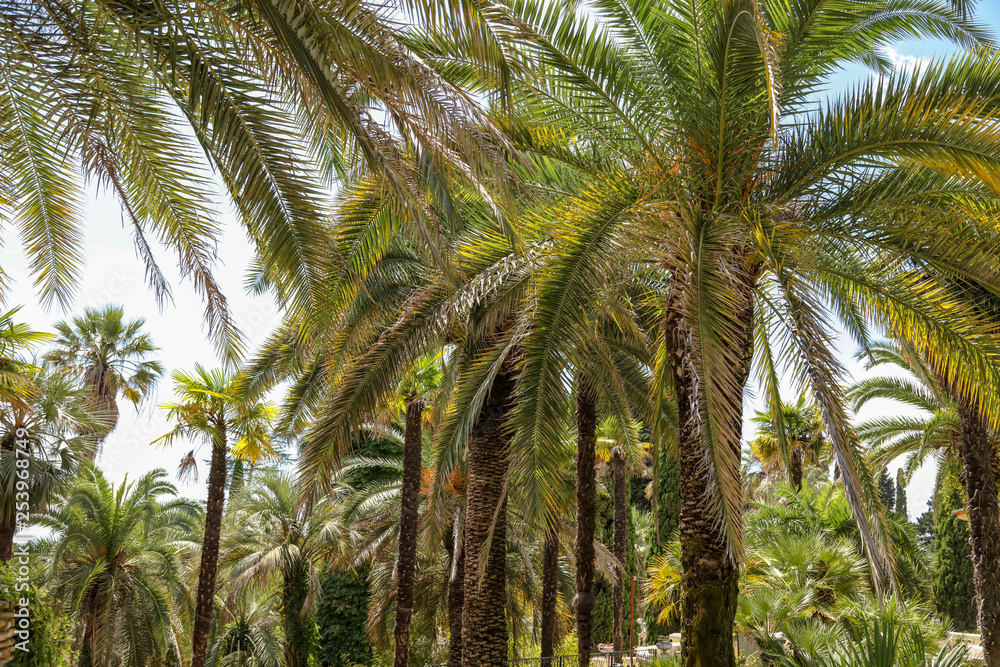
39, 467, 202, 667
155, 365, 277, 667
597, 417, 649, 654
750, 395, 828, 491
221, 471, 345, 667
378, 352, 443, 667
45, 305, 163, 447
491, 3, 1000, 665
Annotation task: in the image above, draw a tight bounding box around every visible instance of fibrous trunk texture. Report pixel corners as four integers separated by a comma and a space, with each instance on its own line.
958, 398, 1000, 667
190, 433, 228, 667
541, 524, 559, 665
393, 398, 424, 667
612, 451, 627, 654
448, 527, 465, 667
665, 291, 752, 667
575, 383, 598, 667
789, 446, 803, 492
461, 361, 516, 667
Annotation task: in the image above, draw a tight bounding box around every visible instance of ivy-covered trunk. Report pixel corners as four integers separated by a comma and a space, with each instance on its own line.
575, 382, 597, 667
461, 360, 516, 667
284, 565, 316, 667
957, 398, 1000, 667
191, 430, 228, 667
541, 524, 559, 665
612, 451, 627, 653
393, 397, 424, 667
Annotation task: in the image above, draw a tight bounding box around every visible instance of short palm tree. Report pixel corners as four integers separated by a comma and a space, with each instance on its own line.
221, 471, 345, 667
45, 305, 163, 447
155, 365, 277, 667
750, 395, 828, 491
206, 593, 284, 667
0, 365, 106, 561
39, 467, 202, 667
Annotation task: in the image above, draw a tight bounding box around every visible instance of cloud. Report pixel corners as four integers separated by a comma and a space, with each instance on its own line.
883, 47, 932, 77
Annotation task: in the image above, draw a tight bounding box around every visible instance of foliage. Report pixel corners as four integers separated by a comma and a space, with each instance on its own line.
777, 610, 969, 667
933, 486, 976, 632
315, 567, 374, 667
38, 467, 202, 667
895, 471, 908, 521
0, 563, 76, 667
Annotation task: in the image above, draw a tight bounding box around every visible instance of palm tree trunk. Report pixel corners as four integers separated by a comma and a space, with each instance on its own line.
461, 362, 516, 667
541, 524, 559, 665
190, 433, 228, 667
0, 434, 16, 562
0, 522, 13, 563
394, 398, 424, 667
283, 566, 313, 667
448, 527, 465, 667
789, 447, 803, 492
665, 294, 752, 667
612, 451, 627, 654
957, 398, 1000, 667
575, 382, 597, 667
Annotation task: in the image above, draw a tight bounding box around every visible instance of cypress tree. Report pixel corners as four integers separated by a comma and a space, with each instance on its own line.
644, 448, 680, 639
895, 468, 908, 520
934, 485, 977, 631
878, 469, 894, 508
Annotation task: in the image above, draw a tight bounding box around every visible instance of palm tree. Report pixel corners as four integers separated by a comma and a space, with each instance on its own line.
378, 352, 443, 667
850, 341, 960, 481
0, 308, 51, 406
206, 593, 284, 667
750, 395, 828, 491
597, 417, 649, 654
39, 467, 202, 667
221, 471, 346, 667
1, 0, 513, 354
851, 339, 1000, 662
45, 305, 163, 447
0, 365, 106, 561
493, 3, 1000, 665
155, 365, 277, 667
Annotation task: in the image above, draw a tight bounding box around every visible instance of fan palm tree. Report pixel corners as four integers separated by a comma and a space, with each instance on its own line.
39, 467, 202, 667
45, 305, 163, 447
485, 3, 1000, 665
155, 365, 277, 667
750, 395, 828, 491
221, 470, 346, 667
0, 365, 107, 561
